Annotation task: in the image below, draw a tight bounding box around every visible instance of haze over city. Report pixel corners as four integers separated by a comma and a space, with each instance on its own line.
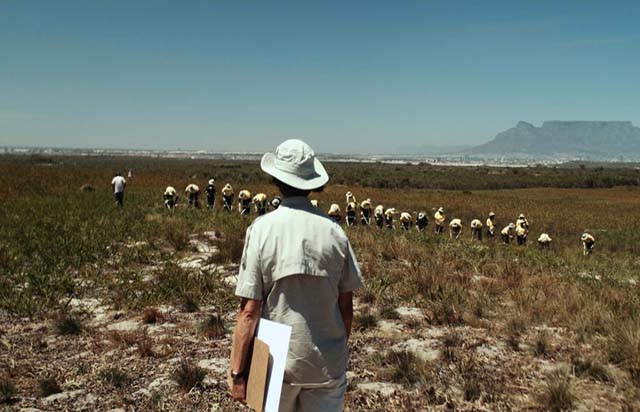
1, 1, 640, 154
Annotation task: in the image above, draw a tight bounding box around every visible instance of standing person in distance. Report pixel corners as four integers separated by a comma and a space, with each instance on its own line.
486, 212, 497, 239
111, 172, 126, 209
206, 179, 216, 209
229, 139, 363, 412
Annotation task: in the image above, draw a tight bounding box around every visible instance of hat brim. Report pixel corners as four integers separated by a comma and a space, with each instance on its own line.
261, 152, 329, 191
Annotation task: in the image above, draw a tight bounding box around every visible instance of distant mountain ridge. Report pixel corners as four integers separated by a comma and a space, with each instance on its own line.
470, 121, 640, 160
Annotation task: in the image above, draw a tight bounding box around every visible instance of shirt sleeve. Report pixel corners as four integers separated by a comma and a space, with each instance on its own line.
339, 240, 364, 293
235, 224, 263, 300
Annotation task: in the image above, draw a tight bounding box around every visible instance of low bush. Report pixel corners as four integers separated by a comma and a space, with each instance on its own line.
0, 376, 16, 404
537, 368, 574, 412
172, 361, 206, 392
38, 376, 62, 397
54, 314, 82, 336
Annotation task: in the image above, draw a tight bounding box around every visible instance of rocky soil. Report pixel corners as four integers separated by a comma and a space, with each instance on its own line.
1, 233, 638, 412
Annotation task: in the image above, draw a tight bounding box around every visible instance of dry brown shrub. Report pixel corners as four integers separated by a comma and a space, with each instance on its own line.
608, 320, 640, 385
142, 307, 164, 324
537, 367, 575, 412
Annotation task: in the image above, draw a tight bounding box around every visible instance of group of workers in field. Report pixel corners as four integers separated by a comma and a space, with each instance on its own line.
162, 180, 280, 217
114, 173, 597, 255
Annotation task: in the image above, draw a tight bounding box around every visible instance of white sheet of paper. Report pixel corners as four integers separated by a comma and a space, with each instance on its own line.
256, 319, 292, 412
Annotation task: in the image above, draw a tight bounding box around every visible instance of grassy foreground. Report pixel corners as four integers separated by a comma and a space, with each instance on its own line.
0, 155, 639, 411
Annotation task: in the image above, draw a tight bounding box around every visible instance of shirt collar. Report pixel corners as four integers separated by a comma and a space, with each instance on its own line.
280, 196, 312, 209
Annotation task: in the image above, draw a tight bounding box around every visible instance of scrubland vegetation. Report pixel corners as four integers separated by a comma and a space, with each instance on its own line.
1, 155, 639, 411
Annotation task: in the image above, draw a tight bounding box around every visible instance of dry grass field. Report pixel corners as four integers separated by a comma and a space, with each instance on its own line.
1, 155, 639, 411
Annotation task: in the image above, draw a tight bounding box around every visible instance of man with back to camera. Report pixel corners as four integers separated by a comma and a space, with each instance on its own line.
205, 178, 216, 209
111, 172, 126, 208
229, 139, 364, 412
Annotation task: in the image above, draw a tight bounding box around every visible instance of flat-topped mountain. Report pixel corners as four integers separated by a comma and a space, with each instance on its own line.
470, 121, 640, 160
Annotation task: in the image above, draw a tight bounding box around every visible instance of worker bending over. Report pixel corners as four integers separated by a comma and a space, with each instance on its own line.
185, 183, 200, 208
501, 223, 516, 244
384, 208, 397, 229
581, 233, 596, 255
470, 219, 483, 240
434, 207, 446, 235
164, 186, 178, 213
238, 190, 252, 215
400, 212, 412, 231
222, 184, 234, 212
537, 233, 552, 249
328, 203, 342, 223
486, 212, 496, 239
345, 202, 358, 227
449, 218, 462, 239
416, 212, 428, 232
205, 179, 216, 209
270, 196, 282, 210
360, 199, 372, 226
374, 205, 385, 229
253, 193, 268, 215
310, 199, 319, 209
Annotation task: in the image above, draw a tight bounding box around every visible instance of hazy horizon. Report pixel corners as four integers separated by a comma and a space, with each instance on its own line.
2, 1, 639, 153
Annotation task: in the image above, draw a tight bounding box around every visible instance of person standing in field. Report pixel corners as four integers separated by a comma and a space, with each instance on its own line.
345, 191, 356, 205
229, 139, 363, 412
486, 212, 496, 239
434, 207, 446, 235
205, 179, 216, 209
111, 172, 126, 208
515, 213, 529, 246
185, 183, 200, 208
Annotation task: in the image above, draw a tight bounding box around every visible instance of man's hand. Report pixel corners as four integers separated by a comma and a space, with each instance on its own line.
230, 376, 247, 403
229, 298, 261, 403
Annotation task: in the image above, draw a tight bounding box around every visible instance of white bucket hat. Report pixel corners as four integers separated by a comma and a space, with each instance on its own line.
261, 139, 329, 190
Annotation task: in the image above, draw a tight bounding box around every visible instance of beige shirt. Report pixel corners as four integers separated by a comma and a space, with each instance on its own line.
235, 197, 363, 385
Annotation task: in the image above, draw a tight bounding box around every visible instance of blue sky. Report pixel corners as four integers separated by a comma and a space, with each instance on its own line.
1, 1, 639, 153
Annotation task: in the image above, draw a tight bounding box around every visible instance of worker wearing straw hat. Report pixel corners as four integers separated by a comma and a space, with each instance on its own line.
581, 232, 596, 255
470, 219, 483, 240
486, 212, 496, 239
360, 199, 372, 226
253, 193, 268, 216
184, 183, 200, 208
416, 212, 429, 232
374, 205, 385, 229
238, 189, 252, 215
221, 183, 234, 211
434, 207, 446, 235
205, 179, 216, 209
